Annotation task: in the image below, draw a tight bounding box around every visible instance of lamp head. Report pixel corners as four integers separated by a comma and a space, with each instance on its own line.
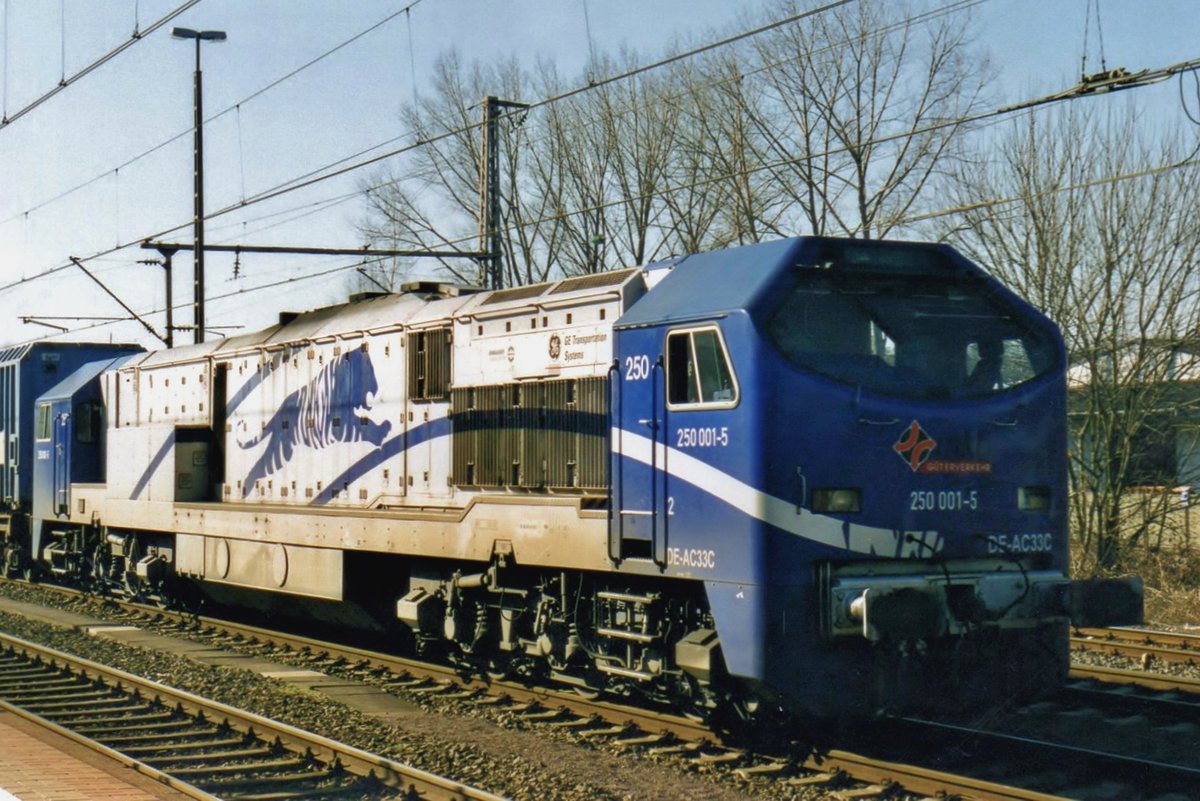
172, 27, 226, 41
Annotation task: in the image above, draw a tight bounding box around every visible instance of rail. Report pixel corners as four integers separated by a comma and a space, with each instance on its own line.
19, 580, 1200, 800
1072, 625, 1200, 667
0, 629, 507, 801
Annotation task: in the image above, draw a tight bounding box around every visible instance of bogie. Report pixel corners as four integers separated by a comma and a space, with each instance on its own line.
392, 560, 729, 713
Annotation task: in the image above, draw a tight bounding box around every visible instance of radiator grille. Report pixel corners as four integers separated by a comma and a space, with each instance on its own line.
451, 376, 608, 490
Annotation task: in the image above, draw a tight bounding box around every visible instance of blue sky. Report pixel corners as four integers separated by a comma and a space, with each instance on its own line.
0, 0, 1197, 348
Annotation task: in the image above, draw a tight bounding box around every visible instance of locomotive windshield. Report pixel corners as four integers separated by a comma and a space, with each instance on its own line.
767, 268, 1058, 400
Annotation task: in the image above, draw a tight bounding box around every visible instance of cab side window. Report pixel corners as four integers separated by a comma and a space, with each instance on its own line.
35, 403, 52, 441
75, 402, 102, 444
666, 327, 738, 408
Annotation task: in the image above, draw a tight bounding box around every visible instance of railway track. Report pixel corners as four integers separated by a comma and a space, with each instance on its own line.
1072, 626, 1200, 667
0, 629, 505, 801
67, 596, 1090, 799
1070, 661, 1200, 695
886, 668, 1200, 799
133, 614, 1200, 800
870, 704, 1200, 801
155, 611, 1200, 800
0, 579, 1156, 801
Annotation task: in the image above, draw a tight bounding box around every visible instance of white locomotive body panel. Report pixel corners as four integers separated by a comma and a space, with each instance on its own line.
82, 269, 646, 559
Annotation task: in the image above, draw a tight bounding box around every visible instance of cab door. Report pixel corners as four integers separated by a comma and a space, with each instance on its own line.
52, 407, 71, 516
611, 328, 667, 564
612, 323, 742, 567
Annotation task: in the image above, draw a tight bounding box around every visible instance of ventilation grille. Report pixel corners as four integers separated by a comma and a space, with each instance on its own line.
451, 376, 608, 490
407, 328, 451, 402
550, 269, 636, 295
481, 284, 547, 305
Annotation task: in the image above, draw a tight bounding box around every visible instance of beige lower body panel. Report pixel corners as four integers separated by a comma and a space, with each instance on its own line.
71, 490, 613, 593
175, 533, 344, 600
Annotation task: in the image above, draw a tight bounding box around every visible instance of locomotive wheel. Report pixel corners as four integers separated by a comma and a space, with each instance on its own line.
90, 544, 108, 585
1, 545, 19, 579
123, 571, 145, 601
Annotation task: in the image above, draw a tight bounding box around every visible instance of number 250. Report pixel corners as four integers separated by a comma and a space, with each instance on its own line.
625, 355, 651, 381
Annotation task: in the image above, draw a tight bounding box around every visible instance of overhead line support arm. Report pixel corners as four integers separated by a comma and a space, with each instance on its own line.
69, 256, 169, 346
140, 240, 489, 260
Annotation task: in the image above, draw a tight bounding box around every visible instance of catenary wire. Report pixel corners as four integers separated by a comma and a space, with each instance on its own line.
4, 0, 979, 275
7, 49, 1199, 303
16, 142, 1200, 351
7, 5, 1198, 324
0, 0, 426, 229
365, 57, 1200, 256
0, 0, 201, 129
0, 0, 858, 295
215, 0, 862, 213
352, 0, 987, 205
183, 0, 987, 267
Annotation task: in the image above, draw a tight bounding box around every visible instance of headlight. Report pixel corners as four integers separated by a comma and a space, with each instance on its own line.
812, 488, 862, 514
1018, 486, 1051, 511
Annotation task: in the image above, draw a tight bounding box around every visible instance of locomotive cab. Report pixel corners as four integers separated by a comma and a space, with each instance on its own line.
612, 236, 1141, 718
754, 238, 1141, 713
30, 355, 140, 579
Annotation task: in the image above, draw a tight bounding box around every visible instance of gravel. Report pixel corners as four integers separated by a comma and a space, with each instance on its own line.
0, 581, 853, 801
18, 579, 1189, 799
1071, 628, 1200, 681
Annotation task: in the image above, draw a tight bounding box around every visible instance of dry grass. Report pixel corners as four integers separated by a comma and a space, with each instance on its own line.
1069, 490, 1200, 626
1100, 547, 1200, 626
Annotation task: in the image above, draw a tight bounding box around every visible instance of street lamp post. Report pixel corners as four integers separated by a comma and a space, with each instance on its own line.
172, 27, 226, 345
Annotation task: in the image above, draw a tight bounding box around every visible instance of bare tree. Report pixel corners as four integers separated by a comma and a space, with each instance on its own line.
358, 1, 991, 283
359, 52, 546, 287
945, 105, 1200, 570
360, 50, 695, 285
662, 52, 789, 250
750, 0, 991, 238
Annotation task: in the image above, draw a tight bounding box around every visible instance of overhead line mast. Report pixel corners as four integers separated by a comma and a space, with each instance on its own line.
478, 96, 529, 291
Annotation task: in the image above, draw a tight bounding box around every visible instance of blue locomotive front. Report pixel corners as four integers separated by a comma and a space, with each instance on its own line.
613, 236, 1140, 717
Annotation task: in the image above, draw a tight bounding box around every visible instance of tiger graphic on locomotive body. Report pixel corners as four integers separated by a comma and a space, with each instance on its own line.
234, 347, 392, 499
29, 239, 1141, 721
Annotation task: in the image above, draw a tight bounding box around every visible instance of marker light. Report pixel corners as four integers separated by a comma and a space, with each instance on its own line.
1018, 486, 1051, 511
812, 488, 862, 514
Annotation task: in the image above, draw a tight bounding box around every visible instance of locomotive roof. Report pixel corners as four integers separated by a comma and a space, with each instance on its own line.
0, 340, 141, 367
120, 265, 646, 369
136, 339, 223, 366
262, 291, 437, 341
38, 353, 142, 403
616, 237, 804, 328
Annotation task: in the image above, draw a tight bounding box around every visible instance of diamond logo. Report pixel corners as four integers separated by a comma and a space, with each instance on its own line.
894, 420, 937, 472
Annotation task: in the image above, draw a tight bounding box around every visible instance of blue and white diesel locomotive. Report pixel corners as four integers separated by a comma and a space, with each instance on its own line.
3, 236, 1141, 719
